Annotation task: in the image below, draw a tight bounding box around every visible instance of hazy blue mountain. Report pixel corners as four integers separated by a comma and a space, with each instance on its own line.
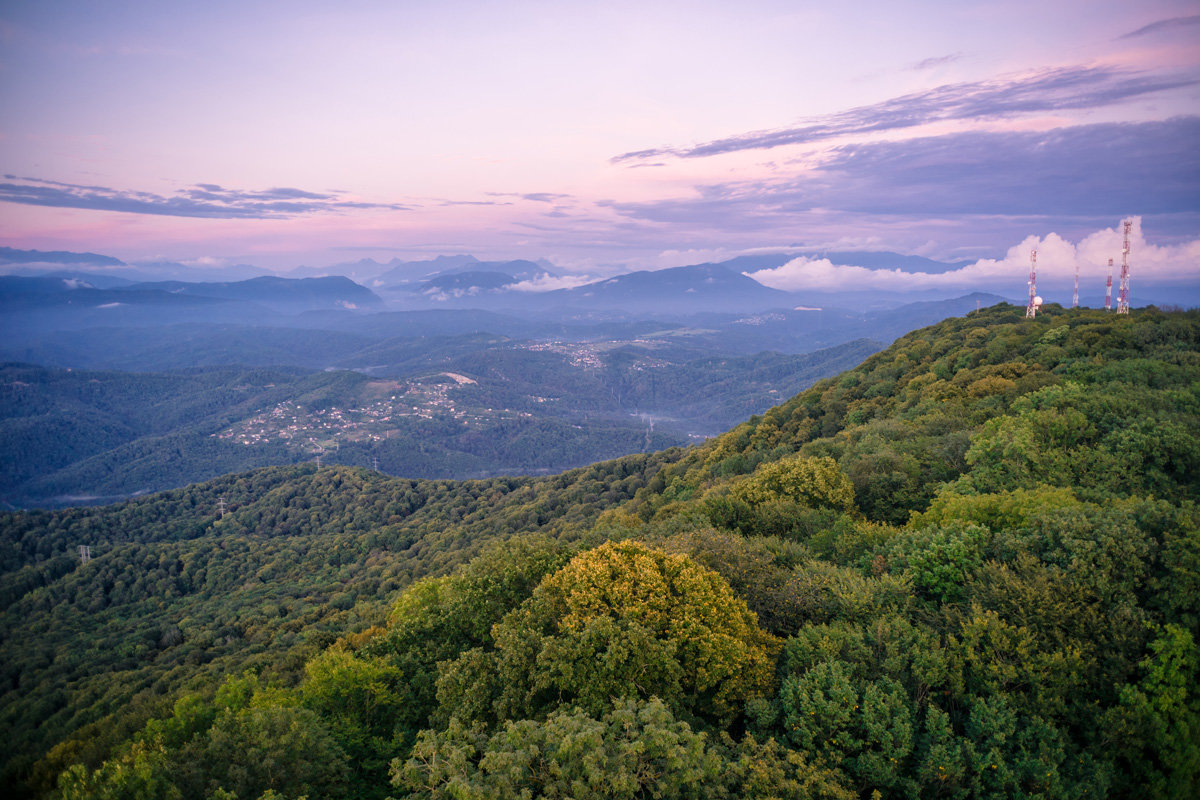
0, 246, 125, 267
1, 248, 273, 283
0, 270, 136, 289
417, 270, 520, 296
691, 253, 797, 272
380, 259, 556, 298
550, 263, 793, 314
115, 275, 382, 310
285, 257, 394, 281
458, 259, 556, 280
0, 276, 383, 344
120, 259, 272, 281
372, 254, 481, 285
0, 276, 225, 311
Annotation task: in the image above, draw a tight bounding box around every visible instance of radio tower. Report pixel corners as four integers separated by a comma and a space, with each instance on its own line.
1105, 258, 1114, 310
1026, 249, 1039, 318
1117, 219, 1132, 314
1072, 260, 1080, 308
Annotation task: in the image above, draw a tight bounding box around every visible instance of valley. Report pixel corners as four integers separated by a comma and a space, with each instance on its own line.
0, 335, 884, 507
0, 251, 1008, 507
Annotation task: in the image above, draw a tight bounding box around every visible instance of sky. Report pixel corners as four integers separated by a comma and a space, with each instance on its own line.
1, 0, 1198, 288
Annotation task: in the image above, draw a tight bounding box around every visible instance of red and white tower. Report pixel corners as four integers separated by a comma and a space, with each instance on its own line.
1026, 249, 1039, 318
1117, 219, 1132, 315
1105, 258, 1114, 310
1072, 259, 1079, 308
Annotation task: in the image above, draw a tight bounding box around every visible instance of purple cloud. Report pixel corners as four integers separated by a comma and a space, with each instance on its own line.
612, 65, 1199, 162
522, 192, 571, 203
909, 53, 963, 71
0, 177, 409, 219
1119, 14, 1200, 39
483, 191, 574, 203
606, 117, 1200, 226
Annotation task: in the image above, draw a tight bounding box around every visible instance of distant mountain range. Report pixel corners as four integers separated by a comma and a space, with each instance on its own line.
25, 244, 1173, 317
0, 274, 383, 322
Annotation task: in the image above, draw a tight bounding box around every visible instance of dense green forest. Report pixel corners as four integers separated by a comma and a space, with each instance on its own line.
1, 304, 1197, 798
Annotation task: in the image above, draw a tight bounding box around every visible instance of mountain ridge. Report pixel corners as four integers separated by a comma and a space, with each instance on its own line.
1, 304, 1196, 798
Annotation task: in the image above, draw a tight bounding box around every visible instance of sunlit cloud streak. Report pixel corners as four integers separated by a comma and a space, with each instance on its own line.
612, 65, 1200, 162
0, 177, 410, 219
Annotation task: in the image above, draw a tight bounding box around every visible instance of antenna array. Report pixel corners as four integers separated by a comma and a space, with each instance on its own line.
1024, 218, 1133, 318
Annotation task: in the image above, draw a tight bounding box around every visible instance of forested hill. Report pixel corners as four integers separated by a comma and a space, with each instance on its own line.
2, 304, 1197, 799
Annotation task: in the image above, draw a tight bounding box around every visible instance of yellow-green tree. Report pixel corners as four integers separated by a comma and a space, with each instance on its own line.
729, 454, 855, 512
436, 541, 779, 726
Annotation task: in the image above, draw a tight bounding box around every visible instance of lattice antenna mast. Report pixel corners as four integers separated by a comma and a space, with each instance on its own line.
1072, 260, 1080, 308
1026, 249, 1039, 318
1105, 258, 1114, 310
1117, 219, 1132, 314
79, 545, 91, 564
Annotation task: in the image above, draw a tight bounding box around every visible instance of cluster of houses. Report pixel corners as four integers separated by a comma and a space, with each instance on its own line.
212, 372, 530, 451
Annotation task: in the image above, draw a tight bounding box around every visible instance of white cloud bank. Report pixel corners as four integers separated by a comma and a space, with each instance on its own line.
745, 218, 1200, 292
508, 273, 597, 292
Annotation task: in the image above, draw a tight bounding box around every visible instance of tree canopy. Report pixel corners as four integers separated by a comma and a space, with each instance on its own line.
2, 304, 1197, 799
